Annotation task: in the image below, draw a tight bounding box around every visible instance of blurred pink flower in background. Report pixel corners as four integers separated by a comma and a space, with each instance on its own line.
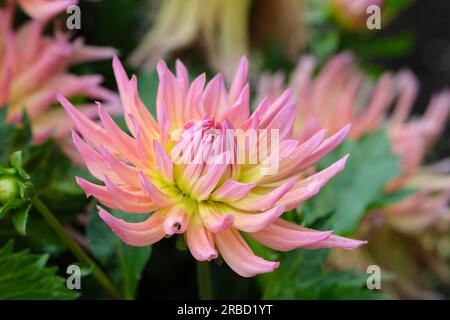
0, 3, 118, 155
257, 52, 450, 232
59, 56, 366, 277
257, 52, 450, 298
15, 0, 77, 20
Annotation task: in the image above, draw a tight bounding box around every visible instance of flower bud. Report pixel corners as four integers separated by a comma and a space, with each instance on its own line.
0, 175, 19, 205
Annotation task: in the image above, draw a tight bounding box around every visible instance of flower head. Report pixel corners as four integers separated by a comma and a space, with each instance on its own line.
59, 56, 365, 277
0, 4, 118, 147
257, 52, 450, 232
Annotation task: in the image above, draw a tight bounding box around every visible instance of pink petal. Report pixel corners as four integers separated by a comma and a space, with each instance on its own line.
296, 124, 350, 172
191, 161, 228, 201
71, 130, 121, 184
98, 206, 166, 246
215, 228, 279, 277
97, 103, 141, 166
229, 56, 249, 103
258, 129, 326, 184
280, 155, 349, 210
203, 74, 228, 117
185, 218, 218, 261
184, 73, 205, 120
231, 178, 296, 211
303, 234, 367, 250
199, 203, 234, 233
139, 172, 171, 207
76, 177, 118, 209
220, 84, 250, 127
104, 176, 156, 213
210, 179, 256, 202
250, 218, 333, 251
163, 207, 189, 235
152, 140, 173, 182
17, 0, 78, 20
99, 146, 141, 188
224, 204, 286, 232
58, 94, 114, 150
391, 70, 419, 124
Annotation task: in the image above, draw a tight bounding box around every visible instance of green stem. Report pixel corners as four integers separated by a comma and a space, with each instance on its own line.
196, 261, 213, 300
31, 195, 121, 300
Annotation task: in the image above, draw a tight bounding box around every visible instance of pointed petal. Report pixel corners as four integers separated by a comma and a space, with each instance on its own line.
104, 176, 156, 213
231, 178, 296, 211
224, 204, 286, 232
98, 206, 165, 246
296, 124, 350, 172
58, 94, 113, 150
71, 130, 121, 184
280, 155, 349, 210
249, 218, 333, 251
199, 202, 234, 233
139, 172, 170, 207
185, 217, 218, 261
153, 140, 173, 182
76, 177, 118, 209
210, 179, 256, 202
215, 228, 279, 277
229, 57, 249, 103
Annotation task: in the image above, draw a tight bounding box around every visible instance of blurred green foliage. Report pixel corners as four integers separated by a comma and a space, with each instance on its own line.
0, 241, 78, 299
87, 206, 152, 299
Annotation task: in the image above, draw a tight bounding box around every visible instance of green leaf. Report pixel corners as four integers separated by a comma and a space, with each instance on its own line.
302, 128, 400, 235
0, 241, 78, 299
261, 249, 385, 300
86, 206, 151, 299
11, 204, 31, 236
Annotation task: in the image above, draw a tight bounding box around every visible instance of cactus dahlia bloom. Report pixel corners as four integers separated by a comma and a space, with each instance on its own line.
14, 0, 77, 20
258, 52, 450, 233
59, 56, 366, 277
258, 53, 450, 297
0, 4, 117, 149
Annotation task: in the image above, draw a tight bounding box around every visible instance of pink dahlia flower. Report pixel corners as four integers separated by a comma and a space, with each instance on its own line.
15, 0, 78, 20
257, 52, 450, 232
0, 4, 118, 148
59, 56, 366, 277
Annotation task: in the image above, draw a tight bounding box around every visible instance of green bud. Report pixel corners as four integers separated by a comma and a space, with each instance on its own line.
0, 152, 34, 235
0, 176, 19, 205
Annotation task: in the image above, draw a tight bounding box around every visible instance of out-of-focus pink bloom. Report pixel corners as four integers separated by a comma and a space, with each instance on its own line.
0, 4, 118, 149
257, 52, 450, 232
129, 0, 307, 82
331, 0, 383, 32
14, 0, 77, 20
59, 56, 366, 277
